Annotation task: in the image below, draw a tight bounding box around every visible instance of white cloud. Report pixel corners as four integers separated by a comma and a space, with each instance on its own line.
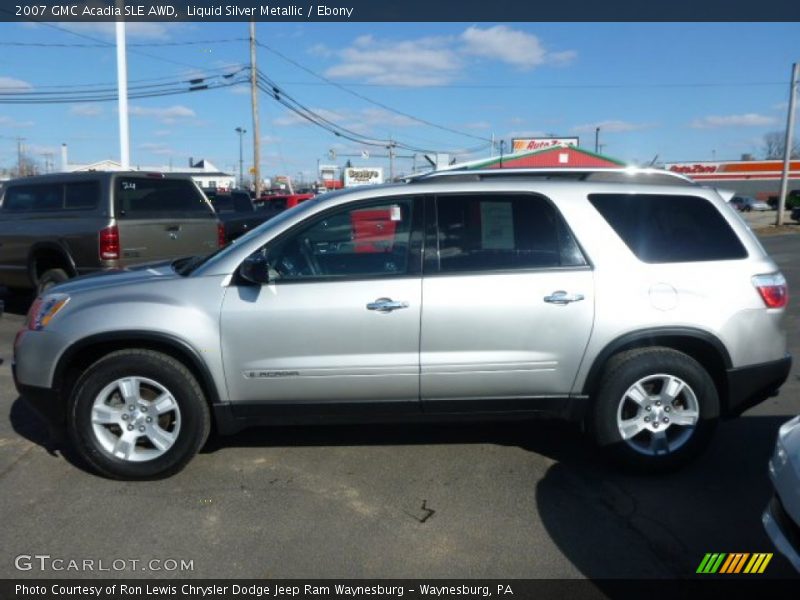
690, 113, 777, 129
230, 85, 250, 95
571, 120, 656, 133
324, 34, 462, 87
460, 25, 576, 69
128, 105, 196, 124
308, 43, 333, 58
0, 76, 33, 91
322, 27, 575, 88
464, 121, 491, 130
139, 142, 174, 156
273, 107, 418, 135
44, 21, 172, 41
0, 115, 34, 128
69, 104, 103, 118
153, 130, 172, 137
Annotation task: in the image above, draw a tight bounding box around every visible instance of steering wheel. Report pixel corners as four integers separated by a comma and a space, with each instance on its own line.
300, 237, 322, 276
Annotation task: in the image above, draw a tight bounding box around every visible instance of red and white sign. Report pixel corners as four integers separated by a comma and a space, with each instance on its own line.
666, 163, 720, 175
512, 137, 579, 153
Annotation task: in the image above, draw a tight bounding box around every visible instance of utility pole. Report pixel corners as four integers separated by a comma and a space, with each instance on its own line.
777, 62, 798, 227
250, 22, 262, 197
595, 127, 600, 154
388, 138, 395, 181
235, 127, 246, 188
115, 15, 130, 169
499, 140, 505, 168
16, 137, 25, 176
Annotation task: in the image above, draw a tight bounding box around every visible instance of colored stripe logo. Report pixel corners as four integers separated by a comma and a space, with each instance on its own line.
697, 553, 772, 574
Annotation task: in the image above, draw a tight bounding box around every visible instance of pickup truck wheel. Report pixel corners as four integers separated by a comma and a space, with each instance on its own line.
68, 349, 210, 480
592, 348, 719, 472
36, 268, 69, 295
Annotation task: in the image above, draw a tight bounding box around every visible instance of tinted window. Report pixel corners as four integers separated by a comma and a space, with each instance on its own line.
115, 178, 213, 218
65, 181, 100, 209
433, 194, 586, 273
210, 195, 235, 213
589, 194, 747, 263
3, 184, 62, 212
263, 199, 414, 280
232, 192, 252, 213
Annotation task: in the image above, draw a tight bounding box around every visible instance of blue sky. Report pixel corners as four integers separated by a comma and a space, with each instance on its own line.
0, 21, 798, 180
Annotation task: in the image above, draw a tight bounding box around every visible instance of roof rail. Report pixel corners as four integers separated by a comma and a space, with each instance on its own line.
406, 167, 696, 186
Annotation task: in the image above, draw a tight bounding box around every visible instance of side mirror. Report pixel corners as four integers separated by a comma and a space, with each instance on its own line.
239, 253, 270, 285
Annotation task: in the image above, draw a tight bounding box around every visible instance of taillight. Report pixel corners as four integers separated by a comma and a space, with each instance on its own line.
753, 273, 788, 308
99, 225, 120, 260
217, 222, 226, 247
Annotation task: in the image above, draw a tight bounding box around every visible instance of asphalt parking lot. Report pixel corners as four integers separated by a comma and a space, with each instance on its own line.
1, 229, 799, 581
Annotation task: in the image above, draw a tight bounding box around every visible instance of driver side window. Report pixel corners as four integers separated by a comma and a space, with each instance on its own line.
263, 198, 414, 281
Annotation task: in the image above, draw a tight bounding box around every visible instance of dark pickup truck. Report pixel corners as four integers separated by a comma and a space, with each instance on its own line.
207, 190, 274, 243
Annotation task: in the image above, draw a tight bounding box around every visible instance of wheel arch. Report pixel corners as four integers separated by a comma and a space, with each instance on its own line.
27, 242, 77, 285
53, 331, 223, 420
582, 327, 731, 407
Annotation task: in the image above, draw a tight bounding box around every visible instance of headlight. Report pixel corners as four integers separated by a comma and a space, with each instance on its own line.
27, 294, 70, 331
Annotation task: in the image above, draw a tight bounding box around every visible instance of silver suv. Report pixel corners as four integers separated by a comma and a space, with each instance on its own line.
12, 168, 791, 479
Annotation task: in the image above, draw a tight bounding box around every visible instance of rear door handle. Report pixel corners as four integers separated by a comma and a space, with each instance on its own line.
166, 225, 181, 232
544, 290, 585, 305
366, 297, 409, 313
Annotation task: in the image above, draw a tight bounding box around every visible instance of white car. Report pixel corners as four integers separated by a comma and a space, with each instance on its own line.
763, 415, 800, 572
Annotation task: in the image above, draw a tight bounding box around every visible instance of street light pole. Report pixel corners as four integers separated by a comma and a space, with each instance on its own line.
777, 62, 798, 227
235, 127, 246, 189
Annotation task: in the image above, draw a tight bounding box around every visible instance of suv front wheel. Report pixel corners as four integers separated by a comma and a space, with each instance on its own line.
592, 347, 719, 471
68, 349, 210, 480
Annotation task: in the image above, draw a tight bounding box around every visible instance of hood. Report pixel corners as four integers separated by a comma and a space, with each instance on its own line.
46, 260, 179, 296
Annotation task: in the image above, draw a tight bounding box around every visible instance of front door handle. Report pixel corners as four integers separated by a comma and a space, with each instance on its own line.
366, 297, 409, 313
544, 290, 585, 305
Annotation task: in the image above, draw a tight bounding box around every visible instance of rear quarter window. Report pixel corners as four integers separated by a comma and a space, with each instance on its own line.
2, 184, 62, 212
588, 193, 747, 263
115, 177, 214, 218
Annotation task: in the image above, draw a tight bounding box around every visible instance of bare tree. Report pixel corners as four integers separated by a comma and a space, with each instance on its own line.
763, 131, 800, 159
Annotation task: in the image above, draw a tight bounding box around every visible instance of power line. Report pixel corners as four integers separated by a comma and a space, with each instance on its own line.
0, 38, 247, 48
0, 73, 249, 104
255, 40, 493, 144
271, 79, 788, 90
0, 65, 249, 91
256, 70, 486, 156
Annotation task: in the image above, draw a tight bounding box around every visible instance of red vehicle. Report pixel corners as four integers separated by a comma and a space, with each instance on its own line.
255, 192, 315, 215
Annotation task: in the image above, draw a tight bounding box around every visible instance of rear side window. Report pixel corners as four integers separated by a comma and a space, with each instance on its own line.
210, 195, 234, 213
433, 193, 586, 273
589, 194, 747, 263
3, 184, 62, 212
115, 178, 213, 218
64, 181, 100, 209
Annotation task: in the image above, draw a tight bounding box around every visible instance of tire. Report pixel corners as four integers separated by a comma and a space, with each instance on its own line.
67, 349, 210, 480
36, 268, 70, 295
591, 347, 719, 472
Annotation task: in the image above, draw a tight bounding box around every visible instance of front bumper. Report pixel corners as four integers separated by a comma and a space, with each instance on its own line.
725, 354, 791, 417
763, 495, 800, 573
12, 362, 65, 435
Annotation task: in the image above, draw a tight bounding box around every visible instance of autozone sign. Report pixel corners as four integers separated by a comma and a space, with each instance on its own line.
512, 137, 579, 152
667, 164, 720, 174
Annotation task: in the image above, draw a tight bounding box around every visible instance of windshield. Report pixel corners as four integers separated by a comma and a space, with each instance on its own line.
176, 196, 324, 276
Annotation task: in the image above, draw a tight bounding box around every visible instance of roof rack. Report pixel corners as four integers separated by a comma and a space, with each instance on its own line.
406, 167, 696, 186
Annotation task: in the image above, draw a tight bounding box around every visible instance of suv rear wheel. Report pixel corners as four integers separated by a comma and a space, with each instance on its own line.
67, 349, 210, 480
592, 347, 719, 471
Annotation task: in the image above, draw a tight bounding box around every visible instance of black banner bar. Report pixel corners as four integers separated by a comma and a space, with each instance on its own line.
1, 0, 799, 22
2, 579, 797, 600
